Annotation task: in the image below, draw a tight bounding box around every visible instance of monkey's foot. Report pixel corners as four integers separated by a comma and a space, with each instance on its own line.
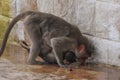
27, 61, 45, 65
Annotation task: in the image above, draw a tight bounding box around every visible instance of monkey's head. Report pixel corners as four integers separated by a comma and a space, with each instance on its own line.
76, 36, 95, 64
63, 51, 76, 65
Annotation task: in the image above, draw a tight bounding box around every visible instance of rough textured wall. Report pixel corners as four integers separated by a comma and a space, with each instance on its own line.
0, 0, 19, 41
0, 0, 11, 39
2, 0, 120, 66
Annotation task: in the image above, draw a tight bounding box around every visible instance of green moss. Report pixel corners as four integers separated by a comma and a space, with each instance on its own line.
1, 0, 10, 17
0, 15, 10, 39
0, 0, 14, 43
0, 0, 2, 14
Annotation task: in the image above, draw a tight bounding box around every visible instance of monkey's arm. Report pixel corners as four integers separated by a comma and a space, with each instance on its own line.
50, 38, 65, 67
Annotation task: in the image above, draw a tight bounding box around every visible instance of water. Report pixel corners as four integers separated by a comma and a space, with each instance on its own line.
0, 42, 120, 80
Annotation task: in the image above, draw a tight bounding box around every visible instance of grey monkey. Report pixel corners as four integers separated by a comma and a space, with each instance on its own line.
0, 11, 94, 67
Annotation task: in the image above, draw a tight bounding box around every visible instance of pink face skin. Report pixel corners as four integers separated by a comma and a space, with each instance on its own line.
75, 44, 86, 58
76, 44, 89, 64
78, 45, 85, 54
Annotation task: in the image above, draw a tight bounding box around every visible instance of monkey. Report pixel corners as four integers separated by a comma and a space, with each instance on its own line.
41, 30, 94, 66
19, 40, 77, 65
39, 31, 91, 66
22, 32, 93, 66
0, 11, 94, 67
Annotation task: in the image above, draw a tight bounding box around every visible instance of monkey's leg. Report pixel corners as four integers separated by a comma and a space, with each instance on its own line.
18, 38, 44, 65
25, 27, 44, 65
19, 41, 51, 64
50, 38, 65, 67
27, 44, 44, 65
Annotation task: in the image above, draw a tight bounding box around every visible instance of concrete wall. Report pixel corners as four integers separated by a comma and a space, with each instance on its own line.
1, 0, 120, 66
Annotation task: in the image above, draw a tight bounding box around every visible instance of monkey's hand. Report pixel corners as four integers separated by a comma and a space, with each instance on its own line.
59, 64, 69, 68
58, 62, 70, 68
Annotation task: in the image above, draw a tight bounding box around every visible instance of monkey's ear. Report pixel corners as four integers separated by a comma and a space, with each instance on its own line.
78, 44, 85, 53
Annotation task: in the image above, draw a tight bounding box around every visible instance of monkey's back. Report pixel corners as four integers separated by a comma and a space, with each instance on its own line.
24, 11, 83, 45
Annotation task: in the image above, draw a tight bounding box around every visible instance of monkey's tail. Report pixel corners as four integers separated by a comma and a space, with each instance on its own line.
0, 11, 34, 56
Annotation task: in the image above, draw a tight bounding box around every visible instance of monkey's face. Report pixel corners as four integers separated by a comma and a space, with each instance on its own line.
75, 44, 85, 57
75, 44, 89, 64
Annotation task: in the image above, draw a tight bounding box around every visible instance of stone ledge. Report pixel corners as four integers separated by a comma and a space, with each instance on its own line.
85, 35, 120, 67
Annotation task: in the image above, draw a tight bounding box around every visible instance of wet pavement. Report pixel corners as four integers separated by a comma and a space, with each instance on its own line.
0, 42, 120, 80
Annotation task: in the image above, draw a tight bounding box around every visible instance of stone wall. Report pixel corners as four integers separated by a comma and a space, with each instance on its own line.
1, 0, 120, 66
